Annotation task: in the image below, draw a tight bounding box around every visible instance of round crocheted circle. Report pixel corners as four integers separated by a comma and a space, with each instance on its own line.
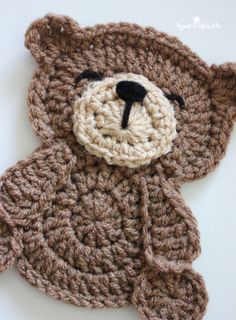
132, 268, 208, 320
73, 73, 176, 168
17, 168, 143, 307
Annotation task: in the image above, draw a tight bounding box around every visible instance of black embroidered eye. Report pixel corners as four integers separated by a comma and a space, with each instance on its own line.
165, 93, 185, 109
76, 70, 103, 83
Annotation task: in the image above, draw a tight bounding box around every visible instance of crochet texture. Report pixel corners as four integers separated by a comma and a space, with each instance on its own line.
0, 14, 236, 320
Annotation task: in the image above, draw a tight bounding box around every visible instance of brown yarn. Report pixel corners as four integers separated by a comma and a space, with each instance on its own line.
0, 13, 236, 320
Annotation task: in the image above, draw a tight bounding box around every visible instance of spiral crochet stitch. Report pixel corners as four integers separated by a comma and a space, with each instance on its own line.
73, 73, 177, 168
0, 13, 236, 320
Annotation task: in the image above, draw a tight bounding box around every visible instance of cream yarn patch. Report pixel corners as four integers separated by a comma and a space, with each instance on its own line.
73, 73, 177, 168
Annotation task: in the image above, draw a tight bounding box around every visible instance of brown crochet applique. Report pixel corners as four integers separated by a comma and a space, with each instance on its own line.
0, 13, 236, 320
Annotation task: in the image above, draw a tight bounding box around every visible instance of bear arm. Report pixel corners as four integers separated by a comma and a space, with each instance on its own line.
140, 177, 200, 273
0, 142, 75, 272
0, 143, 74, 272
0, 142, 75, 225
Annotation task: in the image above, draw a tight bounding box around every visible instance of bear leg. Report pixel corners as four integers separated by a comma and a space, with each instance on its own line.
132, 268, 208, 320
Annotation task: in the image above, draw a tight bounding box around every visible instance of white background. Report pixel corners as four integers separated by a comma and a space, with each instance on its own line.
0, 0, 236, 319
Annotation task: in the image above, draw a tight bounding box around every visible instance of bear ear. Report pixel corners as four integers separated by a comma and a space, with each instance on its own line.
25, 14, 81, 64
210, 63, 236, 121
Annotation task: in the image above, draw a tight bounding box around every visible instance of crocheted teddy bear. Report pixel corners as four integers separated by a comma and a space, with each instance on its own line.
0, 14, 235, 320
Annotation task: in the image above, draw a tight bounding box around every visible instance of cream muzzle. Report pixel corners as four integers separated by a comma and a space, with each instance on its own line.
73, 73, 177, 168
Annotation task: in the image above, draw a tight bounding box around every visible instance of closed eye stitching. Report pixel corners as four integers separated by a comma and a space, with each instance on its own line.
165, 93, 185, 109
76, 70, 103, 83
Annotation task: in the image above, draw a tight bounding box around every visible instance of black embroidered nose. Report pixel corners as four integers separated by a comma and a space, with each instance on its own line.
116, 81, 147, 129
116, 81, 147, 102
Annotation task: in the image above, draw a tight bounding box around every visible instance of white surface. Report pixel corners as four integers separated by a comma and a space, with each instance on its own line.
0, 0, 236, 319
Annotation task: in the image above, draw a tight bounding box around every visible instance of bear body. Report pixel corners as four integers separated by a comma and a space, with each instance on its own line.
1, 143, 201, 309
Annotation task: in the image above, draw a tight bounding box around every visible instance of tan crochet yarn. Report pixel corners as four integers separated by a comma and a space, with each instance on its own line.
73, 73, 176, 167
0, 13, 236, 320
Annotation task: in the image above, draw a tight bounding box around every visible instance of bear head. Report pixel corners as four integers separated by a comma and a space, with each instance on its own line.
25, 14, 236, 182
